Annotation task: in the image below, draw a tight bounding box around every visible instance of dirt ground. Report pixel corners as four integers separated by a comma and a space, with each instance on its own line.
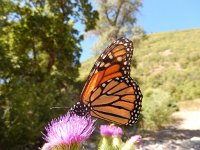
172, 99, 200, 130
141, 99, 200, 150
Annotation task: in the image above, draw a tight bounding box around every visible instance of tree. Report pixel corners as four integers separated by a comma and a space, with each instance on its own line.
90, 0, 146, 55
0, 0, 98, 149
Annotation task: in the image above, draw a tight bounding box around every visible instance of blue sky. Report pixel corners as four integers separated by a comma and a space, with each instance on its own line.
80, 0, 200, 62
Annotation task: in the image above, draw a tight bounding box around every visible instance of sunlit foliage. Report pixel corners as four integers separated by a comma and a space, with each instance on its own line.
0, 0, 98, 149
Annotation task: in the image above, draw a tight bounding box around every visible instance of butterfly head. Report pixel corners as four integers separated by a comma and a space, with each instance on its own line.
70, 101, 91, 117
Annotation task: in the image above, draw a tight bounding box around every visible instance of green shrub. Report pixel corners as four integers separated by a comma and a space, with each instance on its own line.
142, 88, 177, 130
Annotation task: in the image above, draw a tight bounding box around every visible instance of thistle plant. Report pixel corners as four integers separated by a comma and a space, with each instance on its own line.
121, 135, 142, 150
41, 113, 96, 150
98, 124, 123, 150
98, 124, 142, 150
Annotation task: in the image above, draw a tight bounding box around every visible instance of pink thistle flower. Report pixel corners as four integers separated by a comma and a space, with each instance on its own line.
41, 143, 52, 150
121, 135, 142, 150
100, 124, 123, 137
130, 135, 142, 145
43, 113, 96, 149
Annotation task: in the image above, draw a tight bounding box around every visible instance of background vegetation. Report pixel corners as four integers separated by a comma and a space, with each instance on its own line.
88, 0, 145, 55
0, 1, 98, 149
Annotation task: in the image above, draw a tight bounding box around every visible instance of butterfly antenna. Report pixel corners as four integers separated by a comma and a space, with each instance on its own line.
50, 106, 69, 110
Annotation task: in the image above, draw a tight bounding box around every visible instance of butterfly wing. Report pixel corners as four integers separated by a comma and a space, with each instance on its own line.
81, 37, 134, 104
89, 76, 142, 125
79, 37, 142, 125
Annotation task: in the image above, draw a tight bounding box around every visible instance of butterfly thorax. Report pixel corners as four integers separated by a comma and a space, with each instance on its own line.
70, 101, 91, 116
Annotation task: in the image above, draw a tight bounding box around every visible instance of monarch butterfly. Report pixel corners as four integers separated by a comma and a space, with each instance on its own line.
71, 37, 143, 126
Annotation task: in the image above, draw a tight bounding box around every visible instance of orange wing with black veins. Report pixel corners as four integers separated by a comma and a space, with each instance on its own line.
81, 37, 134, 104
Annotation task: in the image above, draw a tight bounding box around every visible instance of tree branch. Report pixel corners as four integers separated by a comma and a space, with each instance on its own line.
32, 41, 37, 66
47, 51, 56, 73
47, 37, 57, 73
113, 0, 125, 25
105, 9, 114, 25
